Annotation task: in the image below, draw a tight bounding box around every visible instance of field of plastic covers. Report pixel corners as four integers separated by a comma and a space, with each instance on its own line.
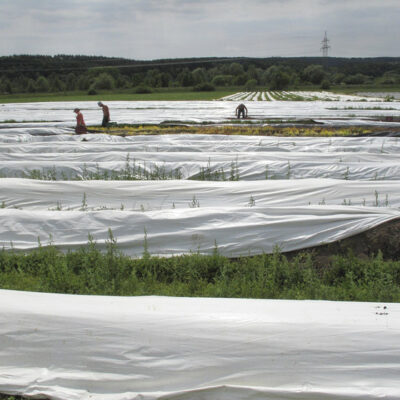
219, 90, 386, 101
1, 93, 400, 127
1, 95, 400, 400
1, 96, 400, 256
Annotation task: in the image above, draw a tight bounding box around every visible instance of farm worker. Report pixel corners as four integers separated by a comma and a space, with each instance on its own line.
74, 108, 87, 134
98, 101, 110, 127
236, 103, 248, 119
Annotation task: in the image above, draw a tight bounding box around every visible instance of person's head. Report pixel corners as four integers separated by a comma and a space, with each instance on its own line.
74, 108, 80, 114
97, 101, 103, 107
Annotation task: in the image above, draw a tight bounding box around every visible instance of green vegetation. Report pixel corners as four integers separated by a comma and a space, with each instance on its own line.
0, 88, 234, 103
0, 236, 399, 302
87, 124, 375, 137
1, 55, 400, 101
326, 106, 397, 110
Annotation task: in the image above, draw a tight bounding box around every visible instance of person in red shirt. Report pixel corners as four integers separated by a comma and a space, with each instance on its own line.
74, 108, 87, 134
98, 101, 110, 127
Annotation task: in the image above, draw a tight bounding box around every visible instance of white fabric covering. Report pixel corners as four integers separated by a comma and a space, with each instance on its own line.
0, 205, 398, 256
1, 100, 399, 127
1, 134, 400, 181
0, 290, 399, 400
1, 132, 400, 256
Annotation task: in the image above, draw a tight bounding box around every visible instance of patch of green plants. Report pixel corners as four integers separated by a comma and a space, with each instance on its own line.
89, 124, 376, 137
0, 395, 26, 400
0, 88, 236, 103
326, 106, 397, 110
10, 153, 245, 182
17, 157, 184, 181
1, 235, 399, 302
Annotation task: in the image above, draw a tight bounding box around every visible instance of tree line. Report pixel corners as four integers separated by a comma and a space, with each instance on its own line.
1, 55, 400, 94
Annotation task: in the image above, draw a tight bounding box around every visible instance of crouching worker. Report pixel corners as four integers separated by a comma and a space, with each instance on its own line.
98, 101, 110, 127
74, 108, 87, 134
236, 103, 248, 119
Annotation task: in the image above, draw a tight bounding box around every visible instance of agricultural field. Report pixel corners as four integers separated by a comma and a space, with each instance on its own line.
1, 93, 400, 400
0, 94, 400, 257
219, 90, 388, 102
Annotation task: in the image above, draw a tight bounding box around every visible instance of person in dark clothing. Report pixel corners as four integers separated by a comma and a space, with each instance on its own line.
236, 103, 248, 119
98, 101, 110, 127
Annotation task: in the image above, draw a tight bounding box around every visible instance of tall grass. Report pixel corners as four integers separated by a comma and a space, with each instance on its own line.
1, 237, 399, 302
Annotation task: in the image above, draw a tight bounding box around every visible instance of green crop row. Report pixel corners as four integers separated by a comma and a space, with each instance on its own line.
1, 232, 399, 302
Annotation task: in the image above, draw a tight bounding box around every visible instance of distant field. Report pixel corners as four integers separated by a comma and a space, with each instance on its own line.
1, 84, 400, 103
0, 89, 235, 103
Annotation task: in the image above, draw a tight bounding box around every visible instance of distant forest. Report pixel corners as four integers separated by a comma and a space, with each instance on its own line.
1, 55, 400, 94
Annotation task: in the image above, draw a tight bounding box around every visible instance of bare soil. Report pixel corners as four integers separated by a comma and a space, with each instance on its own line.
286, 218, 400, 266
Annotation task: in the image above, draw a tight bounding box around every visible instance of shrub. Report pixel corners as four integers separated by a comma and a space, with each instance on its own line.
303, 65, 325, 85
193, 82, 215, 92
93, 72, 115, 90
1, 241, 400, 301
211, 75, 232, 86
320, 79, 331, 90
245, 79, 257, 90
87, 86, 97, 95
344, 73, 368, 85
35, 76, 50, 92
134, 85, 153, 94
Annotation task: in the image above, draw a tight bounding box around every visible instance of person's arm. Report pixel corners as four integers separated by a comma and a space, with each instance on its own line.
244, 106, 248, 117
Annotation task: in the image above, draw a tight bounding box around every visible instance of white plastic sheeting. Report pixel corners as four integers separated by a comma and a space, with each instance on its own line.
1, 206, 399, 256
1, 132, 399, 151
1, 152, 400, 181
1, 177, 400, 256
1, 100, 400, 127
1, 290, 399, 400
2, 178, 400, 211
0, 132, 400, 256
219, 90, 386, 101
1, 178, 399, 256
1, 134, 400, 181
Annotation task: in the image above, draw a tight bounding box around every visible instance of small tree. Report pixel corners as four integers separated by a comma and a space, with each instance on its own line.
232, 73, 249, 86
177, 68, 194, 87
320, 79, 331, 90
303, 65, 325, 85
36, 76, 50, 92
50, 77, 66, 92
192, 67, 207, 84
66, 73, 77, 90
245, 79, 257, 90
4, 80, 12, 94
265, 66, 290, 90
229, 62, 244, 76
93, 73, 115, 90
211, 75, 232, 86
26, 79, 37, 93
344, 73, 368, 85
77, 75, 91, 90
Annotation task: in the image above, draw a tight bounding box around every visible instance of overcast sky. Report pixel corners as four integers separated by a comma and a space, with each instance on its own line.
1, 0, 399, 59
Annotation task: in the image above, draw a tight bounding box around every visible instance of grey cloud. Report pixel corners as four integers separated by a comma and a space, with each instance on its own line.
0, 0, 398, 58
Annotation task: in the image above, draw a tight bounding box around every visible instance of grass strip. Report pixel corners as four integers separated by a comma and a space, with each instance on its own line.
1, 235, 399, 302
87, 124, 378, 137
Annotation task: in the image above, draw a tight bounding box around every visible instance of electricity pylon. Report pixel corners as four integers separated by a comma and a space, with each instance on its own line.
321, 31, 330, 57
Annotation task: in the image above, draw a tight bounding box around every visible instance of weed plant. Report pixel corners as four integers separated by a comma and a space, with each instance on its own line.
15, 155, 243, 182
88, 124, 374, 137
1, 237, 400, 302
